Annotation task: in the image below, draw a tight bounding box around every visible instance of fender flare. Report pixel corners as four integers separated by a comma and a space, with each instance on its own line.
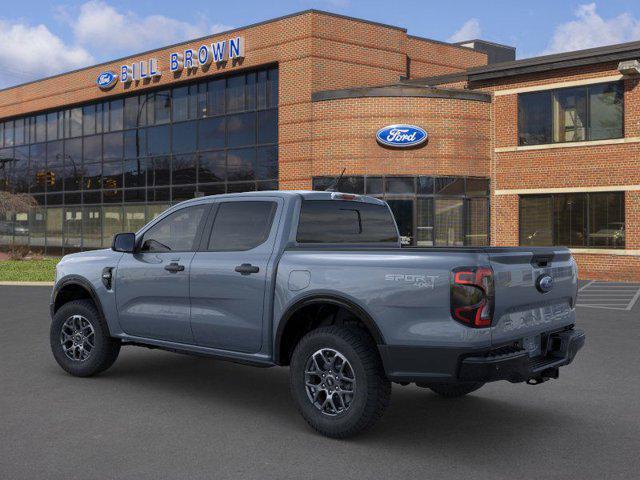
51, 276, 108, 331
274, 294, 386, 365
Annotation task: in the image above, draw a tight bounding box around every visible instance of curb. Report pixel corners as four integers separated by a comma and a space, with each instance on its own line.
0, 281, 54, 286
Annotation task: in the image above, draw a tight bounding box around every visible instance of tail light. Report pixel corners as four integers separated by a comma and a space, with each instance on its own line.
450, 266, 494, 328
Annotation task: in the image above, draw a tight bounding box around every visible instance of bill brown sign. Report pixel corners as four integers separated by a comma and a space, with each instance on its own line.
97, 36, 245, 89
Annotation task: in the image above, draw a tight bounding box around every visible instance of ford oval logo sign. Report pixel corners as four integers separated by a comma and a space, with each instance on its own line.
376, 124, 428, 148
96, 71, 118, 90
536, 274, 554, 293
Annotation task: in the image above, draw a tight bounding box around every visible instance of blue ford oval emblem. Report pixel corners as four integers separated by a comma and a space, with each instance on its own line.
96, 71, 118, 90
536, 274, 554, 293
376, 124, 428, 148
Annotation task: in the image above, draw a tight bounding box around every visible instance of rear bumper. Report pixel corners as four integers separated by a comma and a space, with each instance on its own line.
379, 328, 585, 384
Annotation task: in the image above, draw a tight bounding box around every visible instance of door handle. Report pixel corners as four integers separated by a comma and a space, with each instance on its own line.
164, 262, 185, 273
235, 263, 260, 275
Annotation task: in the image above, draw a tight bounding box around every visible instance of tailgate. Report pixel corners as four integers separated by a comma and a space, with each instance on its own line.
487, 247, 578, 349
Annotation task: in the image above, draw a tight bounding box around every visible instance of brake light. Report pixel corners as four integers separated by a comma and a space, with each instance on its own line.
450, 266, 494, 328
330, 192, 360, 201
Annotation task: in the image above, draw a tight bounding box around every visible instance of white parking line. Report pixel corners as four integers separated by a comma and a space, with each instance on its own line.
576, 281, 640, 311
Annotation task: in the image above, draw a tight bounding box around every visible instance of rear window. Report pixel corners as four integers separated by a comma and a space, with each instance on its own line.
296, 200, 398, 243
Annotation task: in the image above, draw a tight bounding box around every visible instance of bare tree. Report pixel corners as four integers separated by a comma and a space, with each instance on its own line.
0, 191, 37, 216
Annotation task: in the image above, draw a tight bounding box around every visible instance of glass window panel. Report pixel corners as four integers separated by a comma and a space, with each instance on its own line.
64, 191, 81, 205
435, 198, 464, 247
589, 82, 623, 141
95, 103, 104, 134
0, 148, 12, 191
102, 206, 123, 247
13, 146, 29, 193
83, 134, 102, 163
47, 193, 63, 205
11, 211, 29, 246
227, 148, 255, 181
386, 177, 414, 194
83, 106, 96, 136
46, 141, 64, 193
124, 128, 146, 158
154, 91, 171, 124
387, 199, 414, 246
124, 188, 146, 203
82, 162, 101, 191
123, 158, 146, 188
0, 212, 13, 247
147, 125, 170, 156
198, 151, 225, 183
172, 121, 197, 154
257, 109, 277, 144
103, 132, 123, 160
466, 178, 490, 197
172, 153, 197, 185
102, 188, 122, 203
466, 198, 488, 246
312, 177, 332, 191
197, 83, 207, 118
29, 207, 46, 247
124, 96, 139, 129
83, 190, 101, 204
588, 192, 625, 248
208, 201, 276, 251
146, 204, 169, 221
82, 206, 102, 248
28, 144, 46, 193
14, 118, 25, 145
140, 205, 207, 252
417, 176, 434, 194
36, 115, 47, 143
520, 196, 554, 246
46, 207, 63, 247
102, 160, 123, 190
63, 151, 82, 193
338, 176, 364, 194
197, 183, 225, 196
172, 86, 189, 122
268, 67, 279, 108
256, 146, 278, 180
365, 177, 383, 195
207, 79, 225, 116
188, 85, 198, 120
63, 207, 83, 248
518, 91, 552, 145
435, 177, 464, 195
257, 70, 268, 110
552, 87, 587, 143
69, 108, 82, 137
416, 198, 434, 246
109, 99, 124, 131
257, 180, 278, 191
5, 121, 14, 146
0, 122, 4, 148
172, 185, 196, 202
124, 205, 146, 232
227, 182, 256, 193
246, 72, 256, 110
554, 194, 586, 247
227, 112, 256, 147
226, 75, 245, 113
198, 117, 225, 150
147, 156, 171, 186
148, 187, 170, 202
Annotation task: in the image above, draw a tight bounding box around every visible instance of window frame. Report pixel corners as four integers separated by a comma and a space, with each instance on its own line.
518, 192, 626, 249
517, 81, 624, 146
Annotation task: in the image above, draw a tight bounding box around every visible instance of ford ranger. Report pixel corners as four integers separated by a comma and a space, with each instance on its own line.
50, 190, 585, 438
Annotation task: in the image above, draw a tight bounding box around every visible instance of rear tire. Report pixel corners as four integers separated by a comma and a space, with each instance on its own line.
50, 299, 121, 377
289, 326, 391, 438
426, 382, 484, 398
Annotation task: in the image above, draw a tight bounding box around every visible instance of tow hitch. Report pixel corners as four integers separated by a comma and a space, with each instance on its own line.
526, 367, 559, 385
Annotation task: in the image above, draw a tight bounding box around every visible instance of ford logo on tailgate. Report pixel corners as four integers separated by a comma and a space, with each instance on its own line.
376, 124, 428, 148
96, 71, 118, 90
536, 274, 554, 293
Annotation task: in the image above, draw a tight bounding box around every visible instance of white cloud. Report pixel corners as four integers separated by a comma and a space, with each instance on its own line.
0, 20, 93, 88
448, 18, 481, 43
542, 3, 640, 54
68, 1, 232, 57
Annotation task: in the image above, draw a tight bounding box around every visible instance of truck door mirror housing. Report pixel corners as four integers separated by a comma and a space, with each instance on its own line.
112, 232, 136, 253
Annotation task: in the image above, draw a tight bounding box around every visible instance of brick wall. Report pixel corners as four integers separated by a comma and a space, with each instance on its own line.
406, 37, 487, 79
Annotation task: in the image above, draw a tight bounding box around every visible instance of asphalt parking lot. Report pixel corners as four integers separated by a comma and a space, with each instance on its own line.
1, 285, 639, 480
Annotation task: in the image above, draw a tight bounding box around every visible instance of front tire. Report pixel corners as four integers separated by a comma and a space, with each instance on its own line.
426, 382, 484, 398
289, 326, 391, 438
50, 299, 121, 377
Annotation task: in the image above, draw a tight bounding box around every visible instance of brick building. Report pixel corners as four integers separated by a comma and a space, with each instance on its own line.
0, 10, 638, 280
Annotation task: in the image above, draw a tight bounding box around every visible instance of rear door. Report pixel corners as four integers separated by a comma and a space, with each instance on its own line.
488, 248, 578, 350
189, 198, 281, 353
116, 204, 210, 343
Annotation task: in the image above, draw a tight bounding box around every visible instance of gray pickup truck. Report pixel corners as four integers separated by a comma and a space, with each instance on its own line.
50, 190, 585, 437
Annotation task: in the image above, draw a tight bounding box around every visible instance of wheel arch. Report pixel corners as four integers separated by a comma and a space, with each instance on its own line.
274, 294, 386, 366
52, 276, 109, 332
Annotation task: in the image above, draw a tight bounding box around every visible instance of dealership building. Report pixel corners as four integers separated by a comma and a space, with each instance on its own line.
0, 10, 638, 280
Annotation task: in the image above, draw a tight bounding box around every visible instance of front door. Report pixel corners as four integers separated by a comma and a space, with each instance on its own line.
190, 199, 280, 353
116, 204, 209, 343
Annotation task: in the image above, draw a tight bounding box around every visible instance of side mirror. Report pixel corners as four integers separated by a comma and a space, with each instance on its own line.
112, 232, 136, 253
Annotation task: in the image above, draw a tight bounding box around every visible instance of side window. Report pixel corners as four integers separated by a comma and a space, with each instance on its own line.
208, 201, 277, 251
140, 205, 208, 252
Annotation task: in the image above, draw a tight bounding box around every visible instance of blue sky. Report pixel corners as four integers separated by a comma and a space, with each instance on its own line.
1, 0, 640, 88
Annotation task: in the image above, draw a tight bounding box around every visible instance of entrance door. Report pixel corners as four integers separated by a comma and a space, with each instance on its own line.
386, 199, 414, 246
116, 204, 209, 343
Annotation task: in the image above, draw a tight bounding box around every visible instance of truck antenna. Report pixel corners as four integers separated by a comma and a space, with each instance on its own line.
325, 168, 346, 192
